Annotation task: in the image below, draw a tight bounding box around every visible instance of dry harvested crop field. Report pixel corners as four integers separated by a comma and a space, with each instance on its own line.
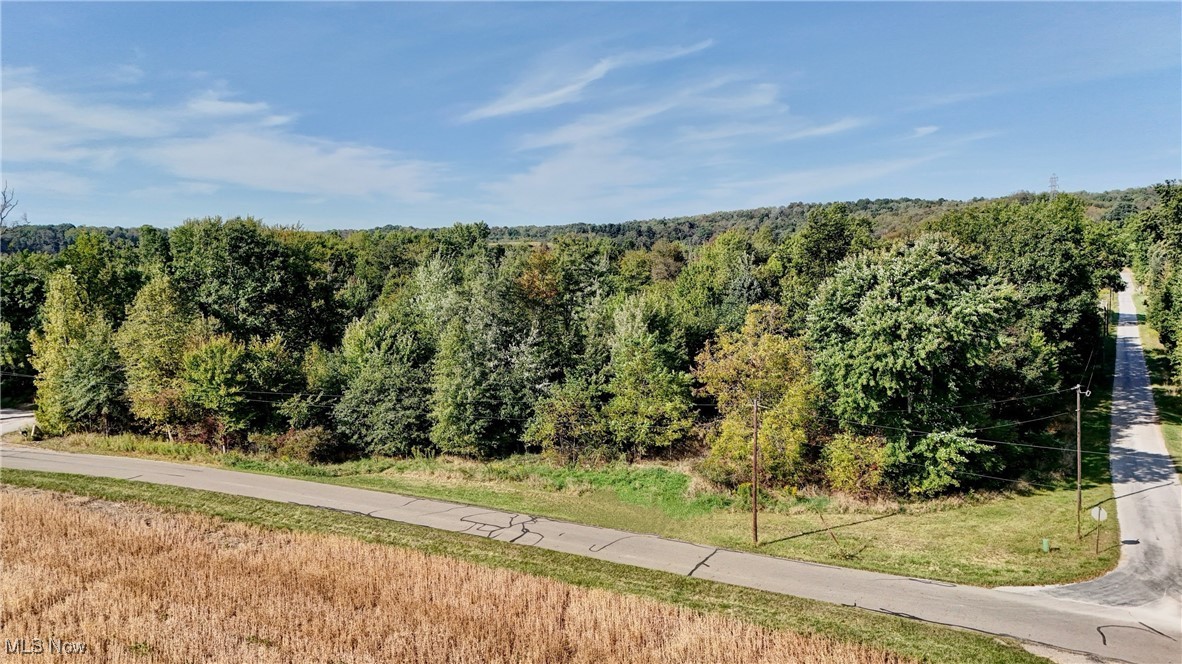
1, 488, 910, 663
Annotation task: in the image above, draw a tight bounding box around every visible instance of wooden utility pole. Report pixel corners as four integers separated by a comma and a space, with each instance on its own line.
1075, 384, 1083, 541
752, 397, 760, 546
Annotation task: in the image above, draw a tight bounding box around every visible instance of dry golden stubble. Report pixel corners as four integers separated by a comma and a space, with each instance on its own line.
1, 487, 909, 663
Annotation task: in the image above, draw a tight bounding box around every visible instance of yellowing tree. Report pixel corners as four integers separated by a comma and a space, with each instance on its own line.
694, 303, 817, 487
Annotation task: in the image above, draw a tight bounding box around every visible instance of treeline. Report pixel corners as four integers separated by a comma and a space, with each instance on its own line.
1, 223, 146, 255
1, 193, 1128, 496
1127, 181, 1182, 380
2, 187, 1154, 255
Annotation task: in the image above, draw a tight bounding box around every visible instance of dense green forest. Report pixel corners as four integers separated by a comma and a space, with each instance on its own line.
2, 185, 1170, 498
1127, 182, 1182, 374
0, 186, 1155, 255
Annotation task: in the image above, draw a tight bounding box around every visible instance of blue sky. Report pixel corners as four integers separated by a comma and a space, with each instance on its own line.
2, 2, 1179, 230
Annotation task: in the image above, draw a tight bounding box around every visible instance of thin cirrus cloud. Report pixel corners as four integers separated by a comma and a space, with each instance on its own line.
483, 68, 876, 223
141, 131, 438, 200
518, 99, 683, 151
910, 125, 940, 139
6, 170, 95, 197
781, 117, 869, 141
481, 138, 675, 223
2, 68, 439, 202
675, 116, 867, 145
460, 39, 714, 122
518, 76, 861, 152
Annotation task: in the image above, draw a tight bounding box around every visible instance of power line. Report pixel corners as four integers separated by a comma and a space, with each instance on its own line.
874, 387, 1075, 414
816, 412, 1072, 438
815, 415, 1133, 459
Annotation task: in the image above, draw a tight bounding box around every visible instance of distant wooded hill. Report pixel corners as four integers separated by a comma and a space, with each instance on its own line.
1, 186, 1156, 254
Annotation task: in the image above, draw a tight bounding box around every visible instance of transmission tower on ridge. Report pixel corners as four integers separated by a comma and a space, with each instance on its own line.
1049, 173, 1059, 198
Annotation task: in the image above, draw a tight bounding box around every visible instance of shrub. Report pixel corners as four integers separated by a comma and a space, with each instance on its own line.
247, 432, 281, 456
698, 399, 809, 489
524, 379, 612, 463
823, 433, 888, 496
888, 431, 992, 497
273, 427, 338, 463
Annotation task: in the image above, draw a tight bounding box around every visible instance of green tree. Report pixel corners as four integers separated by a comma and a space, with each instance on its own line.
771, 203, 874, 332
29, 269, 88, 434
525, 377, 611, 462
807, 234, 1013, 494
603, 292, 694, 458
115, 276, 200, 438
928, 195, 1114, 377
823, 432, 889, 495
58, 315, 127, 433
694, 304, 817, 487
136, 225, 171, 275
429, 266, 548, 457
58, 230, 142, 325
1126, 182, 1182, 369
0, 250, 54, 399
29, 269, 127, 434
169, 217, 340, 349
333, 300, 435, 456
180, 334, 249, 450
244, 335, 303, 432
673, 230, 762, 354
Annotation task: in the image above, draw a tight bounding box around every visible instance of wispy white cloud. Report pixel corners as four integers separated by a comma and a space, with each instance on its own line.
481, 65, 878, 223
4, 170, 95, 197
129, 181, 220, 199
2, 68, 438, 202
904, 89, 1003, 111
4, 80, 173, 141
676, 116, 867, 145
909, 125, 940, 139
781, 117, 868, 141
519, 100, 682, 150
142, 131, 438, 200
185, 91, 271, 117
944, 130, 1002, 146
461, 39, 714, 121
481, 139, 673, 223
518, 77, 855, 152
106, 64, 145, 85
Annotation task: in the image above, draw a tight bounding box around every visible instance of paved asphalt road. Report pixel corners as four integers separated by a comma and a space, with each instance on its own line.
1002, 272, 1182, 627
2, 274, 1180, 663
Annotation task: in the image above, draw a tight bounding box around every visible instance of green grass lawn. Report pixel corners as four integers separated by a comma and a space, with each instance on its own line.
1132, 293, 1182, 477
0, 469, 1047, 664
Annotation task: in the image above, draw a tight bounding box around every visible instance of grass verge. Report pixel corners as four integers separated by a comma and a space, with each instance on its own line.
0, 469, 1046, 664
1133, 293, 1182, 477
